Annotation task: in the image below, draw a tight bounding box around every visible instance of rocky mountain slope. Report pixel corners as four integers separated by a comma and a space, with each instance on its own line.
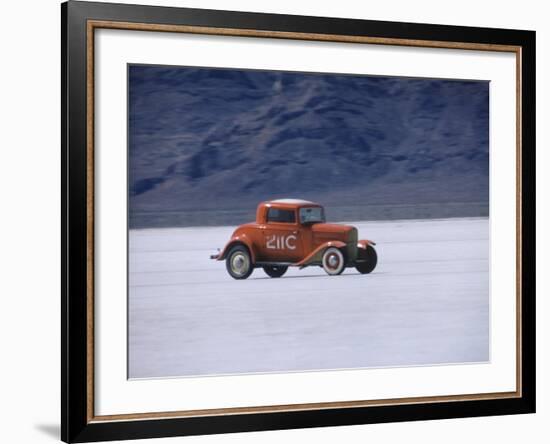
129, 65, 488, 227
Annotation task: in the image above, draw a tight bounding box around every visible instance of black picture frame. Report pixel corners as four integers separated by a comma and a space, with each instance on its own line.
62, 1, 536, 442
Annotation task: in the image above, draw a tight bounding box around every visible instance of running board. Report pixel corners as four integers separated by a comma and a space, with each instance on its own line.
256, 261, 359, 267
254, 261, 295, 267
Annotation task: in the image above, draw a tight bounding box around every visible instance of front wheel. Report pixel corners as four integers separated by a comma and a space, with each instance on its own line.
263, 265, 288, 278
322, 247, 345, 276
355, 245, 377, 274
226, 245, 254, 279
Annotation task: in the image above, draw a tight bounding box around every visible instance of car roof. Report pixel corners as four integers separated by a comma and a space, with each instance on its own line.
264, 199, 321, 209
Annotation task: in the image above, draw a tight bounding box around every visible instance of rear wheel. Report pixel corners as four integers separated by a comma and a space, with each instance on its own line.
355, 245, 377, 274
263, 265, 288, 278
321, 247, 345, 276
225, 245, 253, 279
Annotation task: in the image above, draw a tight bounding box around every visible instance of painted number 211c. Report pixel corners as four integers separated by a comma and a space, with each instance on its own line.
266, 234, 297, 250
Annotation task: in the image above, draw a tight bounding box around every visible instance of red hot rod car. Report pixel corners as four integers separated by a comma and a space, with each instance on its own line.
210, 199, 377, 279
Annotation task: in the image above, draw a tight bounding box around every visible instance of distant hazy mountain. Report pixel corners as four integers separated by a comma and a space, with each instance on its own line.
129, 65, 488, 228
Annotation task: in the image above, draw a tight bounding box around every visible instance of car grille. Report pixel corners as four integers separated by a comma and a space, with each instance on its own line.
346, 228, 358, 262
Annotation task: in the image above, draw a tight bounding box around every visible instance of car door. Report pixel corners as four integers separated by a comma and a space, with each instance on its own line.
262, 208, 303, 262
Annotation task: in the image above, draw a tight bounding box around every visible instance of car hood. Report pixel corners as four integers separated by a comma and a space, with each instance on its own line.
311, 223, 354, 233
311, 223, 355, 242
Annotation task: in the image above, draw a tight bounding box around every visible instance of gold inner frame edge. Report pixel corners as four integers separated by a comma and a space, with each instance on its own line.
85, 19, 523, 423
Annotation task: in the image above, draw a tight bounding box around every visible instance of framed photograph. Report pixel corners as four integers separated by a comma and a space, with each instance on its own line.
61, 1, 535, 442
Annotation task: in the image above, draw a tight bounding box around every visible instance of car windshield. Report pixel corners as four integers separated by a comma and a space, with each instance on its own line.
299, 206, 325, 224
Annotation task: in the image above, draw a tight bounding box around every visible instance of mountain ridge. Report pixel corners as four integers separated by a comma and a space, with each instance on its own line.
129, 65, 489, 227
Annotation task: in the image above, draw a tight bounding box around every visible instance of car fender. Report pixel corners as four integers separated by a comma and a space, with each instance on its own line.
296, 240, 347, 266
216, 233, 257, 263
357, 239, 376, 250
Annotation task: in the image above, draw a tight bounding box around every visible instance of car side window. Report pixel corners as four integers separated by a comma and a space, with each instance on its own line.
267, 208, 296, 223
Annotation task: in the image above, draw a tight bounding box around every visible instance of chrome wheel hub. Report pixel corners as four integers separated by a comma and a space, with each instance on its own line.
231, 253, 249, 275
327, 254, 339, 268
